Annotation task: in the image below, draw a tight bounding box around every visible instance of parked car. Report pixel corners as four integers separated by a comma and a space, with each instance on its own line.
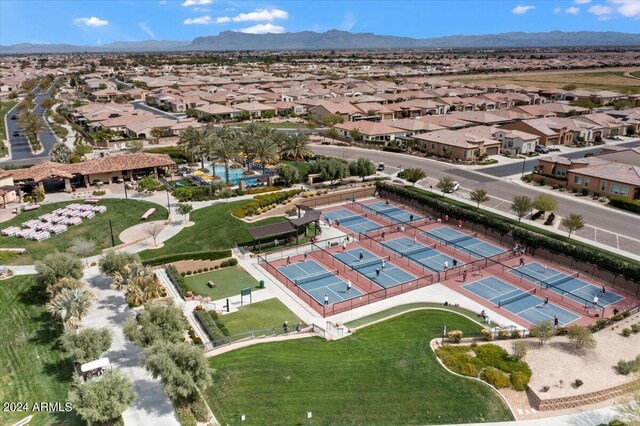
10, 115, 17, 120
445, 181, 460, 193
12, 131, 19, 137
535, 145, 550, 154
377, 162, 385, 171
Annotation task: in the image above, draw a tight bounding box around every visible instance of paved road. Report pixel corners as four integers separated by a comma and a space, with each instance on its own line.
481, 139, 640, 177
132, 101, 185, 120
312, 144, 640, 255
4, 83, 59, 163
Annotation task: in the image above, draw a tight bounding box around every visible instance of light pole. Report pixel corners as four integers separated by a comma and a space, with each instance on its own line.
166, 188, 171, 215
521, 157, 526, 178
123, 181, 128, 199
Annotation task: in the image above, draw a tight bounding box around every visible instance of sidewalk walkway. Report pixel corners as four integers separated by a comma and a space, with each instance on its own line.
82, 266, 179, 426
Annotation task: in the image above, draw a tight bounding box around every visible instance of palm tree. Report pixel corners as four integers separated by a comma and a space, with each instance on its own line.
202, 130, 218, 177
282, 133, 312, 161
111, 262, 143, 291
210, 128, 238, 183
50, 143, 73, 164
252, 138, 279, 175
235, 130, 256, 171
47, 287, 95, 329
46, 277, 84, 300
177, 126, 206, 165
271, 130, 288, 161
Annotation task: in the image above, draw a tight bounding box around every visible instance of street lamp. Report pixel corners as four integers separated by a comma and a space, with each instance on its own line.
521, 157, 527, 178
165, 188, 171, 215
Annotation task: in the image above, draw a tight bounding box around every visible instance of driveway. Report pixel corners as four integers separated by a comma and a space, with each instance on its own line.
82, 267, 180, 426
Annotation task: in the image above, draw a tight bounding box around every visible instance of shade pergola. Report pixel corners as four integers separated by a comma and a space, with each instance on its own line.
247, 221, 298, 249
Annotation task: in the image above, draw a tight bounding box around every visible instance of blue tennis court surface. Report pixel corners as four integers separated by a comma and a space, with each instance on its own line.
381, 236, 463, 273
324, 209, 382, 234
510, 262, 623, 308
423, 226, 505, 259
278, 260, 363, 305
358, 201, 422, 224
464, 276, 579, 326
333, 248, 417, 288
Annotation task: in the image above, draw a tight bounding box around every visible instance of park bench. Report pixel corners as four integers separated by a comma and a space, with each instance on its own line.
141, 208, 156, 221
207, 280, 215, 288
85, 197, 100, 204
22, 204, 41, 212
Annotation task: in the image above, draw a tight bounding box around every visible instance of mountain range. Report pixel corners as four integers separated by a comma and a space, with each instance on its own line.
2, 30, 640, 54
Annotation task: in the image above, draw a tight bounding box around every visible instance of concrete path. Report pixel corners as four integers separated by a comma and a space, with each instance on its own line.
82, 266, 180, 426
459, 404, 618, 426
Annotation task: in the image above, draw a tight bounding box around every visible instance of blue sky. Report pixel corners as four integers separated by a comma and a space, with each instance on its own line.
1, 0, 639, 45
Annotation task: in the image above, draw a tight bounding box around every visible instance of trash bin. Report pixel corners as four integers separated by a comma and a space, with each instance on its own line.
259, 280, 265, 289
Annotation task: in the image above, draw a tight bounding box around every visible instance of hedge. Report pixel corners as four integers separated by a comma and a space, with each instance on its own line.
142, 250, 231, 266
609, 196, 640, 214
166, 265, 188, 298
376, 182, 640, 283
382, 146, 404, 153
194, 309, 229, 342
233, 189, 304, 218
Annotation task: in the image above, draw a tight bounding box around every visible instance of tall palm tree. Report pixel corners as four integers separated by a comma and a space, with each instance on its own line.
271, 130, 288, 161
46, 287, 95, 329
282, 133, 312, 161
177, 126, 206, 165
235, 130, 256, 172
202, 129, 218, 177
252, 138, 279, 175
211, 128, 238, 183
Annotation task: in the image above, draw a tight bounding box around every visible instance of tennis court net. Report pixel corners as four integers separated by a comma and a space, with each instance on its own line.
336, 214, 364, 225
544, 272, 580, 290
352, 256, 391, 271
447, 232, 477, 245
295, 269, 338, 285
403, 243, 437, 258
498, 288, 536, 308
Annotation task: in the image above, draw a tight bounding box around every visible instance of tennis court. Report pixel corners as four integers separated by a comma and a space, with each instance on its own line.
324, 209, 382, 234
358, 201, 422, 224
333, 248, 418, 288
423, 226, 505, 259
277, 260, 363, 305
464, 276, 580, 326
510, 262, 624, 308
381, 236, 463, 273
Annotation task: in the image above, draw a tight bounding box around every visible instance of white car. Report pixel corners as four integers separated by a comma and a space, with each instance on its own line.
445, 181, 460, 193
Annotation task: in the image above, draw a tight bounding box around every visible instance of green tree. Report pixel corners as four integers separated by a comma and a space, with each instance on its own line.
112, 262, 164, 307
61, 327, 112, 364
325, 128, 339, 140
436, 176, 456, 195
18, 110, 45, 151
348, 158, 376, 181
561, 213, 585, 238
252, 138, 279, 174
46, 277, 84, 300
469, 188, 490, 208
209, 127, 238, 183
511, 195, 533, 222
282, 133, 312, 161
150, 127, 168, 138
275, 164, 300, 187
35, 252, 84, 288
510, 341, 528, 361
177, 203, 193, 223
566, 325, 597, 351
99, 250, 141, 276
69, 370, 136, 424
531, 320, 555, 346
349, 129, 362, 141
137, 175, 160, 192
41, 98, 55, 110
309, 158, 350, 185
49, 142, 73, 163
127, 139, 144, 152
123, 303, 187, 348
68, 237, 96, 263
46, 287, 95, 329
144, 340, 212, 400
532, 194, 557, 218
400, 168, 427, 186
177, 126, 207, 164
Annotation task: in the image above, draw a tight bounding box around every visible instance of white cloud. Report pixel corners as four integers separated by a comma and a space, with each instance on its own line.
194, 7, 210, 12
238, 23, 285, 34
182, 0, 213, 6
74, 16, 109, 27
215, 8, 288, 24
184, 15, 212, 25
512, 5, 535, 14
341, 12, 356, 30
588, 4, 613, 17
609, 0, 640, 18
565, 6, 581, 14
574, 0, 591, 4
553, 7, 562, 13
159, 0, 167, 4
139, 22, 156, 38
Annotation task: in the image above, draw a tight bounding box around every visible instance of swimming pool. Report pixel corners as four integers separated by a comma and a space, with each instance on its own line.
198, 163, 258, 186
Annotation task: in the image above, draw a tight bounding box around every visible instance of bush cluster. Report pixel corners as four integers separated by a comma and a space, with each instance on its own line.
382, 146, 404, 153
447, 330, 464, 343
588, 310, 632, 332
194, 310, 229, 342
609, 196, 640, 214
481, 367, 511, 389
233, 189, 304, 217
617, 355, 640, 375
173, 186, 245, 202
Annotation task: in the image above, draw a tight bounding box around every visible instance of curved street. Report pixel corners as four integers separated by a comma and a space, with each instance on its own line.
311, 144, 640, 257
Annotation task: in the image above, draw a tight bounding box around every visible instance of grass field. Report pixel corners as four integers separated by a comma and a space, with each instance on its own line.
138, 200, 285, 260
0, 276, 82, 426
0, 199, 167, 264
631, 71, 640, 78
459, 70, 640, 94
183, 265, 260, 300
218, 298, 302, 335
206, 310, 513, 425
50, 123, 69, 139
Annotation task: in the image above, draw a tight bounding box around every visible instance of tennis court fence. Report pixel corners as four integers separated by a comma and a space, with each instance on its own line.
203, 323, 312, 351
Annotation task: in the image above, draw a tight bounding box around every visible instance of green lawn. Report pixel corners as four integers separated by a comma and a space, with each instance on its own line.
183, 265, 260, 300
206, 310, 513, 425
282, 159, 310, 179
218, 298, 302, 335
630, 71, 640, 78
50, 123, 69, 139
0, 276, 82, 426
0, 199, 167, 264
139, 200, 285, 260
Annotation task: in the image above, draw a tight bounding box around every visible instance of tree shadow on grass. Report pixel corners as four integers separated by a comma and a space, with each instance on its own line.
17, 280, 47, 307
42, 355, 74, 385
30, 311, 64, 346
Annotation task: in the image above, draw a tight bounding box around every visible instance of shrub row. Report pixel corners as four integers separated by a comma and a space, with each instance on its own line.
609, 196, 640, 214
142, 250, 231, 266
233, 189, 304, 218
194, 309, 229, 342
166, 265, 188, 298
181, 258, 238, 276
435, 343, 532, 391
587, 310, 631, 332
382, 146, 404, 153
173, 186, 245, 202
376, 182, 640, 282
